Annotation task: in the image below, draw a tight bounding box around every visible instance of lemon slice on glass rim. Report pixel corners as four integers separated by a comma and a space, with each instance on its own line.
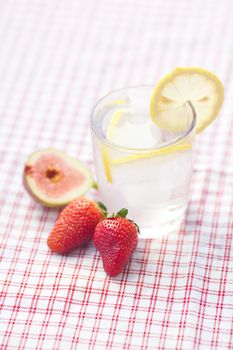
150, 67, 224, 133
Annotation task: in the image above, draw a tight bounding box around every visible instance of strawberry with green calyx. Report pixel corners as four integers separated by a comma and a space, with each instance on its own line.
94, 208, 139, 277
47, 197, 107, 254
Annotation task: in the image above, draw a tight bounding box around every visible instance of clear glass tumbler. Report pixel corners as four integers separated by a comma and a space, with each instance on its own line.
90, 86, 196, 238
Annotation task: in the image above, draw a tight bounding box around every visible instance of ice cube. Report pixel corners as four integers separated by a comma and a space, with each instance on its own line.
127, 87, 152, 115
111, 118, 160, 148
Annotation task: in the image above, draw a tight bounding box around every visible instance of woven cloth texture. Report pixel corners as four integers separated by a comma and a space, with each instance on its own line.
0, 0, 233, 349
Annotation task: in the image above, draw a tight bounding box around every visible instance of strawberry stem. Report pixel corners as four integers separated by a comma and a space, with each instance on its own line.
116, 208, 128, 218
92, 181, 99, 190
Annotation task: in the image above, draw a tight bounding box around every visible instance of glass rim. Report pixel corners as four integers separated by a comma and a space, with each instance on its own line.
90, 85, 196, 154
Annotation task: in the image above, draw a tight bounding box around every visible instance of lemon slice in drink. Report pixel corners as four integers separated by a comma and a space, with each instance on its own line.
101, 106, 191, 183
101, 109, 128, 183
106, 109, 128, 140
150, 67, 224, 133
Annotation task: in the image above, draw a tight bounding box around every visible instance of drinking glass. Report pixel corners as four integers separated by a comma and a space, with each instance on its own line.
90, 86, 196, 238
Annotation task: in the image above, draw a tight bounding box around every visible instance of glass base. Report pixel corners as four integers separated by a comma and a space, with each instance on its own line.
138, 215, 184, 239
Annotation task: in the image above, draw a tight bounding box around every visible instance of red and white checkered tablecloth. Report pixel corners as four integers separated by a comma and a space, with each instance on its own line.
1, 0, 233, 349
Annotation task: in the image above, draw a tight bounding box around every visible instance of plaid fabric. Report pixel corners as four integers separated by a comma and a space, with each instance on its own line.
1, 0, 233, 349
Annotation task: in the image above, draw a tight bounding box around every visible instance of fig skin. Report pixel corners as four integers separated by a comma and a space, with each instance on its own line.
23, 148, 95, 208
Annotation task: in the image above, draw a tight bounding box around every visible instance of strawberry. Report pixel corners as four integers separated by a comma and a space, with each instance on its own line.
94, 209, 139, 277
47, 197, 106, 254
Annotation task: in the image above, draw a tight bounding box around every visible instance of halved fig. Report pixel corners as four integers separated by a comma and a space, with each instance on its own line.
23, 148, 95, 207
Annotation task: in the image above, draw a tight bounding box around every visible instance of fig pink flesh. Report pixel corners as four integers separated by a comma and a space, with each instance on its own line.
26, 154, 86, 198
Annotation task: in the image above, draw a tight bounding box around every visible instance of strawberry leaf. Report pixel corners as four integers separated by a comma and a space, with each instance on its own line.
116, 208, 128, 218
97, 202, 108, 217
